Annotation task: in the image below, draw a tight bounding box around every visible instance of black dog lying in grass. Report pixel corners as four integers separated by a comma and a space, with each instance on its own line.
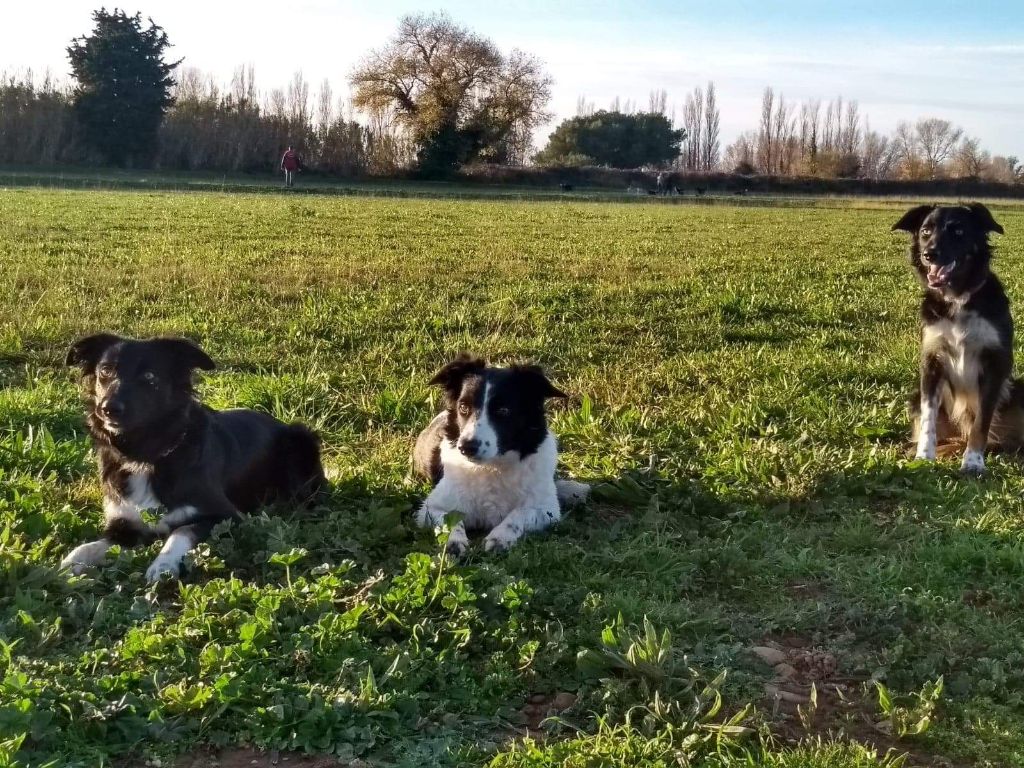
60, 334, 325, 581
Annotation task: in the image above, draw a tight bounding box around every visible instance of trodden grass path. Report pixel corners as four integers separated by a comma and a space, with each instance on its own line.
1, 188, 1024, 766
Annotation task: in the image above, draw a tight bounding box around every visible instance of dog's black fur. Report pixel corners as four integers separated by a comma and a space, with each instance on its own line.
411, 355, 567, 484
62, 334, 325, 579
893, 202, 1021, 472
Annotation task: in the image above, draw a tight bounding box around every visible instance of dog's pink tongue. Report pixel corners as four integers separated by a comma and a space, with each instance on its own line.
927, 264, 946, 286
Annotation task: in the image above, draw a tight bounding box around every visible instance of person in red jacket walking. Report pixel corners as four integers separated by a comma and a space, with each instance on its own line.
280, 146, 299, 187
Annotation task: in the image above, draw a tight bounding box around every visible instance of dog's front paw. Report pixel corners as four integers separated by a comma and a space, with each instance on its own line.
145, 554, 182, 583
484, 529, 519, 553
960, 449, 986, 476
60, 540, 111, 575
444, 527, 469, 558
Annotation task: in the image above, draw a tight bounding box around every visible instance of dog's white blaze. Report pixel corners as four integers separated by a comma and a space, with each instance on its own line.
921, 312, 1006, 463
104, 472, 160, 526
145, 530, 193, 582
922, 314, 1002, 399
461, 380, 499, 460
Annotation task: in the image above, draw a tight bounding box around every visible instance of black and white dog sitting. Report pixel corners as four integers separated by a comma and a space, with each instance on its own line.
412, 355, 589, 555
894, 202, 1021, 475
60, 334, 325, 581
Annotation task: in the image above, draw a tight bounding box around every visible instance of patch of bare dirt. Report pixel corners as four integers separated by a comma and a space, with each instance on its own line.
751, 640, 858, 718
748, 640, 961, 767
785, 581, 828, 601
517, 690, 579, 733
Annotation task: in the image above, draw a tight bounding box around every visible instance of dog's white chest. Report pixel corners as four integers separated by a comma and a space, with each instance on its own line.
922, 313, 1001, 390
435, 434, 559, 529
103, 471, 161, 523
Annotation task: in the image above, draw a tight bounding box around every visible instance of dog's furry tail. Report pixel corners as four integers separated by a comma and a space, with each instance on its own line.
556, 479, 590, 507
281, 423, 327, 504
989, 378, 1024, 452
412, 412, 447, 486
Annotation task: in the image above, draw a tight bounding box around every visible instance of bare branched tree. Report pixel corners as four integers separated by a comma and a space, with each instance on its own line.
840, 101, 860, 155
952, 136, 988, 178
860, 121, 898, 179
757, 87, 775, 174
316, 79, 334, 131
701, 82, 720, 171
350, 12, 551, 171
915, 117, 963, 178
648, 88, 668, 115
724, 129, 757, 172
682, 85, 704, 170
772, 95, 794, 174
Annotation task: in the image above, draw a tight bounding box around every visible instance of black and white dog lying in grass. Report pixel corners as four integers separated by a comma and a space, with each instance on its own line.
60, 334, 325, 581
894, 202, 1021, 475
413, 355, 589, 555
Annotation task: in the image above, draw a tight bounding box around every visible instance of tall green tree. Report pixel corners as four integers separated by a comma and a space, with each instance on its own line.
535, 111, 685, 169
67, 9, 180, 165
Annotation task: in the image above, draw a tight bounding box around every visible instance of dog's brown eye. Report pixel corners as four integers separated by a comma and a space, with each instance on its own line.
458, 403, 471, 416
495, 406, 511, 417
954, 228, 964, 236
97, 365, 114, 379
141, 371, 157, 385
921, 227, 932, 236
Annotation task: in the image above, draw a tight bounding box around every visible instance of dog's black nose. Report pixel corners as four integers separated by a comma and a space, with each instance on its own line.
458, 438, 481, 458
922, 248, 937, 263
99, 399, 125, 419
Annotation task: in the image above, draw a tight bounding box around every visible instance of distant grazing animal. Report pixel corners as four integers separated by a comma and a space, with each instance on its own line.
893, 203, 1018, 474
674, 186, 686, 196
558, 183, 574, 192
60, 334, 325, 581
412, 355, 589, 555
695, 187, 707, 196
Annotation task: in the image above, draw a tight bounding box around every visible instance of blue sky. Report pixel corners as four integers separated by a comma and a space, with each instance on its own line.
4, 1, 1023, 155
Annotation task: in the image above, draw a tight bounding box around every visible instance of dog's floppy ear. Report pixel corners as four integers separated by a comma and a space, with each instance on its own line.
428, 354, 486, 398
66, 333, 122, 370
966, 202, 1004, 235
512, 364, 569, 400
892, 205, 935, 234
153, 338, 216, 372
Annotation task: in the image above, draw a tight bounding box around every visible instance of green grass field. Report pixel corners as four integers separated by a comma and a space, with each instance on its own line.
2, 186, 1024, 767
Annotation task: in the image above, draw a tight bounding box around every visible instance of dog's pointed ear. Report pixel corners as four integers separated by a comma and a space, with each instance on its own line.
892, 205, 935, 233
428, 354, 486, 397
966, 202, 1004, 235
514, 364, 569, 400
65, 333, 122, 370
154, 338, 216, 371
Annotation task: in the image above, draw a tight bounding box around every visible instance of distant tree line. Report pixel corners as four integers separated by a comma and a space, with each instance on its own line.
0, 8, 1019, 184
720, 88, 1021, 183
0, 65, 411, 174
0, 10, 542, 177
